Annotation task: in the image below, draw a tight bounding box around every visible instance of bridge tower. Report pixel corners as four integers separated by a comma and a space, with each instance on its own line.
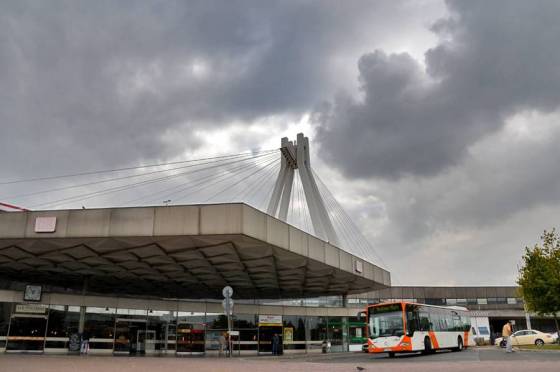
267, 133, 339, 246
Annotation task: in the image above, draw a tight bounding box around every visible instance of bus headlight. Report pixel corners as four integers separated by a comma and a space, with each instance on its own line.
400, 342, 410, 346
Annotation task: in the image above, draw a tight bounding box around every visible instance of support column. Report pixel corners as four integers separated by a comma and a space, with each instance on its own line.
78, 278, 88, 334
267, 133, 339, 245
278, 168, 294, 221
296, 134, 339, 245
267, 162, 287, 217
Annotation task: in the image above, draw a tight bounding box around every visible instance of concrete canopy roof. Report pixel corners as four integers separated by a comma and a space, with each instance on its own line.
0, 203, 390, 299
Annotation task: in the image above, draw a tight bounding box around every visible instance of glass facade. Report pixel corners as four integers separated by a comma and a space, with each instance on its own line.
0, 285, 533, 356
347, 295, 524, 309
85, 307, 116, 350
0, 302, 361, 355
282, 315, 305, 350
0, 302, 11, 349
46, 305, 80, 350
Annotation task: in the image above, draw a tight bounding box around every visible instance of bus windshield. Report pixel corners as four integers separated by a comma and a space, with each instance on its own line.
368, 304, 404, 338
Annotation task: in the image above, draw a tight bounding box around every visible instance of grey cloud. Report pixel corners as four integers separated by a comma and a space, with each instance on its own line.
334, 108, 560, 285
316, 0, 560, 180
384, 113, 560, 239
1, 0, 429, 180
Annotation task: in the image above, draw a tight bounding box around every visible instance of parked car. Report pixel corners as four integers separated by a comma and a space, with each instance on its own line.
495, 329, 556, 347
552, 332, 559, 343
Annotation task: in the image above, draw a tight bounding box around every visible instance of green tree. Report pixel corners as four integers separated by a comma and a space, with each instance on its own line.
517, 229, 560, 341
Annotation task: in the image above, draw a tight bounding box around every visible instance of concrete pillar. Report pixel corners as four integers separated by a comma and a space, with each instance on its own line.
342, 316, 349, 352
78, 277, 88, 333
78, 307, 86, 333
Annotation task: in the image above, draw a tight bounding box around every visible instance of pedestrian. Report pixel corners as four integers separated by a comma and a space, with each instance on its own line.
272, 333, 280, 355
219, 332, 226, 356
502, 321, 513, 353
80, 328, 90, 355
225, 332, 230, 356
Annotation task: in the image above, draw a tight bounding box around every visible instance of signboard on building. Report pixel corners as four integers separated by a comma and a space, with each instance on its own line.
283, 327, 293, 343
15, 304, 47, 314
354, 260, 363, 273
35, 217, 57, 233
258, 315, 282, 326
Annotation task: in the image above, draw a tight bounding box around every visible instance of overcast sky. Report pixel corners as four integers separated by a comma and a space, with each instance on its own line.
2, 0, 560, 286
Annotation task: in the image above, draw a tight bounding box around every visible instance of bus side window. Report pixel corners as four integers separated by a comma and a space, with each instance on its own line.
446, 314, 453, 332
461, 316, 471, 332
452, 314, 462, 331
419, 312, 431, 332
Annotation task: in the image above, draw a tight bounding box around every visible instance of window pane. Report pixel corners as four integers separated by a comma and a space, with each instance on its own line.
85, 307, 116, 349
0, 302, 11, 348
46, 305, 81, 349
283, 316, 305, 342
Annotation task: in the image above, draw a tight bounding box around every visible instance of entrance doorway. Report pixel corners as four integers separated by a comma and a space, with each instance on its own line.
113, 318, 147, 356
176, 322, 205, 355
6, 314, 47, 352
258, 325, 283, 354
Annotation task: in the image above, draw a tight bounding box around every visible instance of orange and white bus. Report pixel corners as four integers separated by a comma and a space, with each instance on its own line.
364, 302, 473, 357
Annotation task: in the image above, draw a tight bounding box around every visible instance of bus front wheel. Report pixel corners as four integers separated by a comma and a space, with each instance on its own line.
422, 337, 433, 354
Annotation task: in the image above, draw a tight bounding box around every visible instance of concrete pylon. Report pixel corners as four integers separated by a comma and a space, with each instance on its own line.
267, 133, 339, 246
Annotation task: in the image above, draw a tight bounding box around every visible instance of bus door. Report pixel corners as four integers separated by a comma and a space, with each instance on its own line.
6, 314, 47, 353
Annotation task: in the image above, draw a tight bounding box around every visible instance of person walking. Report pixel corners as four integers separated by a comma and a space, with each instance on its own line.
219, 332, 226, 356
272, 333, 280, 356
80, 328, 90, 355
502, 321, 513, 353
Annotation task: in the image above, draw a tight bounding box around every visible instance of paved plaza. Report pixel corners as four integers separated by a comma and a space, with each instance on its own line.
1, 348, 560, 372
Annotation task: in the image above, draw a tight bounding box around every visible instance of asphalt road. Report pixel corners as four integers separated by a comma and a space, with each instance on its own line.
294, 346, 560, 363
0, 348, 559, 372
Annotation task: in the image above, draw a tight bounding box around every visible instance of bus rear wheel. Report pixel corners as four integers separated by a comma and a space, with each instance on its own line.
453, 336, 463, 352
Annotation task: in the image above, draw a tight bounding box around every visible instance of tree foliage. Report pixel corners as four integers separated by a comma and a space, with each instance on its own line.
517, 229, 560, 335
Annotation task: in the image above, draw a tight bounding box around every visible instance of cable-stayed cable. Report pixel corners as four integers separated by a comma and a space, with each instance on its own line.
240, 160, 281, 208
27, 152, 276, 209
0, 149, 277, 185
3, 151, 275, 201
124, 152, 278, 206
181, 154, 279, 205
203, 156, 280, 203
312, 169, 389, 270
254, 161, 283, 212
173, 154, 278, 204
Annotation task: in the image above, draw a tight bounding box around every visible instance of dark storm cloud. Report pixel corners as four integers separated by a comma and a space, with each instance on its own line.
316, 0, 560, 180
1, 0, 408, 180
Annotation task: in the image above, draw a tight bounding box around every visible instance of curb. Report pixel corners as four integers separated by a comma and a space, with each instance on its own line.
516, 348, 560, 353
